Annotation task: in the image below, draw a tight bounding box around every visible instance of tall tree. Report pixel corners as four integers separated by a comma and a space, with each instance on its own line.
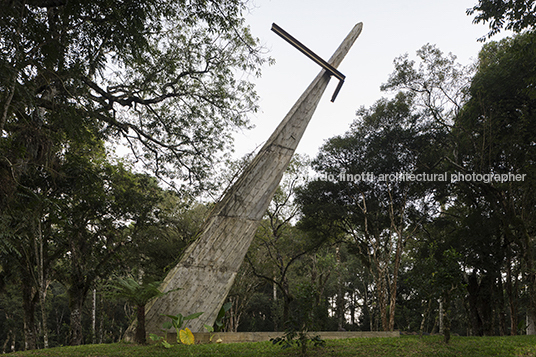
0, 146, 64, 350
382, 38, 535, 336
454, 30, 536, 332
0, 0, 268, 207
297, 92, 444, 331
1, 0, 267, 347
245, 155, 327, 330
52, 143, 164, 345
381, 44, 473, 130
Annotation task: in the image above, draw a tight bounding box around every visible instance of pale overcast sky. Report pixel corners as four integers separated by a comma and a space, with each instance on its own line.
232, 0, 510, 159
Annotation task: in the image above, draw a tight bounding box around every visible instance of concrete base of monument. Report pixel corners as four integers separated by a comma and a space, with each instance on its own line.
155, 330, 399, 344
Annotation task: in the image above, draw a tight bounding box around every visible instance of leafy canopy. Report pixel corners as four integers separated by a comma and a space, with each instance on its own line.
0, 0, 269, 197
467, 0, 536, 40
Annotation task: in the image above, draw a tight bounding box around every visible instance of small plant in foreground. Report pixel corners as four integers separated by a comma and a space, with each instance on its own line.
204, 324, 216, 342
167, 312, 203, 344
271, 325, 325, 357
214, 301, 233, 331
149, 333, 172, 348
179, 327, 195, 345
201, 302, 232, 343
149, 311, 202, 347
271, 282, 325, 356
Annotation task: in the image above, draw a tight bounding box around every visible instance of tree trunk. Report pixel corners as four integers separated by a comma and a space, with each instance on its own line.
226, 297, 243, 333
69, 305, 83, 346
420, 299, 432, 337
22, 278, 37, 350
497, 276, 506, 336
439, 299, 444, 335
36, 219, 49, 349
506, 253, 519, 335
443, 293, 451, 344
466, 273, 484, 336
336, 245, 344, 330
527, 272, 536, 335
2, 322, 16, 354
39, 287, 49, 349
68, 231, 91, 346
135, 304, 146, 344
350, 291, 356, 326
363, 285, 373, 331
378, 271, 389, 331
282, 280, 292, 329
527, 313, 536, 335
92, 288, 97, 344
388, 230, 403, 331
69, 282, 86, 346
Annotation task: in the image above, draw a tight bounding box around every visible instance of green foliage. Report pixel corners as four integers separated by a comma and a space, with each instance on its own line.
297, 91, 447, 331
122, 195, 209, 286
382, 43, 473, 129
214, 301, 232, 332
107, 276, 178, 345
3, 1, 536, 346
271, 331, 325, 357
149, 311, 203, 348
452, 29, 536, 336
161, 311, 203, 345
148, 334, 172, 349
0, 0, 269, 195
271, 282, 326, 356
107, 277, 167, 308
467, 0, 536, 40
164, 311, 204, 332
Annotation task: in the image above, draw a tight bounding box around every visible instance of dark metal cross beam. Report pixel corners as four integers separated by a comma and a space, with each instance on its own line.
271, 23, 346, 102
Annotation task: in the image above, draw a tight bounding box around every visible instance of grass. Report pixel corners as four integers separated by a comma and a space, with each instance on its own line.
8, 335, 536, 357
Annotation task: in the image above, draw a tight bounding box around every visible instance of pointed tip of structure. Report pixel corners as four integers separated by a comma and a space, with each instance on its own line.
348, 22, 363, 40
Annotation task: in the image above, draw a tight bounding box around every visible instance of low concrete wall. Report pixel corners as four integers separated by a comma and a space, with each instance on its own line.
166, 330, 399, 344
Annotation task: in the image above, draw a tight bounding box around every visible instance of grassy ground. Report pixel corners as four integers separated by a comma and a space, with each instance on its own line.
8, 335, 536, 357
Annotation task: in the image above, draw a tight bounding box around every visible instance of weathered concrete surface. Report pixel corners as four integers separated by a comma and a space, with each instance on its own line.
168, 330, 399, 344
124, 22, 363, 339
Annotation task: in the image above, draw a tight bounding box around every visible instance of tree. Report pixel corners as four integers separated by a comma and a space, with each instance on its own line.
224, 261, 261, 332
124, 192, 210, 283
0, 0, 268, 207
244, 155, 328, 330
106, 276, 172, 344
381, 44, 473, 130
467, 0, 536, 40
0, 150, 64, 350
297, 92, 444, 331
1, 2, 268, 346
454, 30, 536, 333
381, 37, 536, 337
51, 143, 164, 345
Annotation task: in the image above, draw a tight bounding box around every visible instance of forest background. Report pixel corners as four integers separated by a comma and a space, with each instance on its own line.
1, 0, 536, 352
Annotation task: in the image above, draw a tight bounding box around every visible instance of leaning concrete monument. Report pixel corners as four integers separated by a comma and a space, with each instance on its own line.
126, 21, 363, 338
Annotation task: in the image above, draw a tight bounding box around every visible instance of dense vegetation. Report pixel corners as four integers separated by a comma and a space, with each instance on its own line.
1, 0, 536, 354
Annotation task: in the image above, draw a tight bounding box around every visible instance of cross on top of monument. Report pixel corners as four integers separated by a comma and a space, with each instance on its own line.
271, 23, 347, 102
